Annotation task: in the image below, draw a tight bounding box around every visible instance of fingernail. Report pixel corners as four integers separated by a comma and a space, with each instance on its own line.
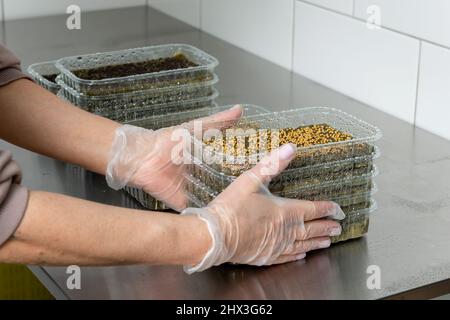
229, 105, 243, 115
279, 143, 297, 160
296, 253, 306, 260
319, 239, 331, 249
327, 202, 346, 221
217, 105, 242, 115
328, 226, 342, 236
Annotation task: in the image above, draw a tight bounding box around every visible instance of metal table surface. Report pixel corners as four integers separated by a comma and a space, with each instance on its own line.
1, 6, 450, 300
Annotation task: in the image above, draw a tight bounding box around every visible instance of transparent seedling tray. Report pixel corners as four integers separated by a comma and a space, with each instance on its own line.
277, 170, 377, 204
56, 74, 218, 113
124, 104, 221, 130
190, 106, 382, 175
331, 206, 376, 243
105, 93, 218, 123
58, 88, 219, 122
122, 104, 271, 211
56, 44, 219, 96
123, 186, 169, 211
125, 104, 272, 130
188, 146, 379, 194
27, 61, 60, 94
185, 176, 378, 244
184, 171, 377, 213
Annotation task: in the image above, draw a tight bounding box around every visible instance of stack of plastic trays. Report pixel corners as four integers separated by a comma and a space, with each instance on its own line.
57, 79, 219, 122
123, 105, 272, 211
27, 61, 61, 94
54, 44, 220, 122
185, 106, 382, 243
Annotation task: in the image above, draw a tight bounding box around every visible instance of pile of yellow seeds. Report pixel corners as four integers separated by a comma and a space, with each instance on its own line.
205, 124, 353, 157
279, 124, 353, 147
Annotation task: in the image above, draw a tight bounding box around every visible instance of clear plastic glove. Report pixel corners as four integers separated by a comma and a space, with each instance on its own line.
105, 106, 243, 211
181, 143, 345, 274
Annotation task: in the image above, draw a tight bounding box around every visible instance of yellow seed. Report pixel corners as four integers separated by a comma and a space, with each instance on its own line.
204, 124, 353, 156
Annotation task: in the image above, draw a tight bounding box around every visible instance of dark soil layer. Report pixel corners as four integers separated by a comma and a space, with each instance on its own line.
73, 53, 198, 80
42, 74, 58, 83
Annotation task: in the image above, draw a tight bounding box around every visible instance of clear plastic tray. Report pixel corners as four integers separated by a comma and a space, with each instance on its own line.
188, 146, 379, 194
125, 104, 220, 130
277, 169, 377, 201
185, 179, 377, 244
58, 89, 218, 122
105, 93, 218, 122
123, 104, 272, 211
331, 206, 375, 243
124, 186, 169, 211
125, 104, 272, 130
56, 44, 219, 95
190, 106, 382, 175
184, 171, 377, 213
56, 74, 218, 113
186, 191, 376, 243
27, 61, 60, 94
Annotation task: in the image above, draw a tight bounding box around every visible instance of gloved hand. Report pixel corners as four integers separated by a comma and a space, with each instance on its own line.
105, 105, 243, 211
181, 143, 345, 273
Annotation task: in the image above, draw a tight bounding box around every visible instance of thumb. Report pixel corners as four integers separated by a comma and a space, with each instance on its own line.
238, 143, 297, 188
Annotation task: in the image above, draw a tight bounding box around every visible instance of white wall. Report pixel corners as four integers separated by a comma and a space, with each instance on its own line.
201, 0, 294, 69
148, 0, 450, 141
416, 43, 450, 140
148, 0, 201, 28
293, 2, 419, 123
148, 0, 294, 69
1, 0, 145, 20
354, 0, 450, 48
2, 1, 448, 139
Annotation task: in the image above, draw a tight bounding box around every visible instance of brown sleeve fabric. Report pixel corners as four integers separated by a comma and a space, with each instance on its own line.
0, 150, 28, 246
0, 44, 31, 246
0, 43, 32, 86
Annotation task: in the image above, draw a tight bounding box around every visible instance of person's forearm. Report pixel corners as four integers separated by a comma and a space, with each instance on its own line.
0, 79, 120, 174
0, 191, 211, 266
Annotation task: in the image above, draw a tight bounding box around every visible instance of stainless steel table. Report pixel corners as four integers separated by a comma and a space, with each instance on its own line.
1, 6, 450, 300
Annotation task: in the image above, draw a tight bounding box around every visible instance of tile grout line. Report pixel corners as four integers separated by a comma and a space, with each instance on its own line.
1, 0, 5, 44
289, 0, 297, 107
298, 0, 450, 52
199, 0, 203, 30
145, 0, 149, 43
290, 0, 297, 71
413, 41, 423, 126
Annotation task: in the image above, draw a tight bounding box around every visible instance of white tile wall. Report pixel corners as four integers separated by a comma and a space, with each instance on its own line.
416, 42, 450, 140
293, 1, 420, 123
201, 0, 295, 69
6, 5, 149, 66
3, 0, 145, 20
4, 0, 450, 139
301, 0, 354, 15
354, 0, 450, 49
148, 0, 201, 28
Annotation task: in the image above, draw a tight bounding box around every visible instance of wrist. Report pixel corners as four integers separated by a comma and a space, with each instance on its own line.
177, 214, 212, 267
106, 125, 155, 190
